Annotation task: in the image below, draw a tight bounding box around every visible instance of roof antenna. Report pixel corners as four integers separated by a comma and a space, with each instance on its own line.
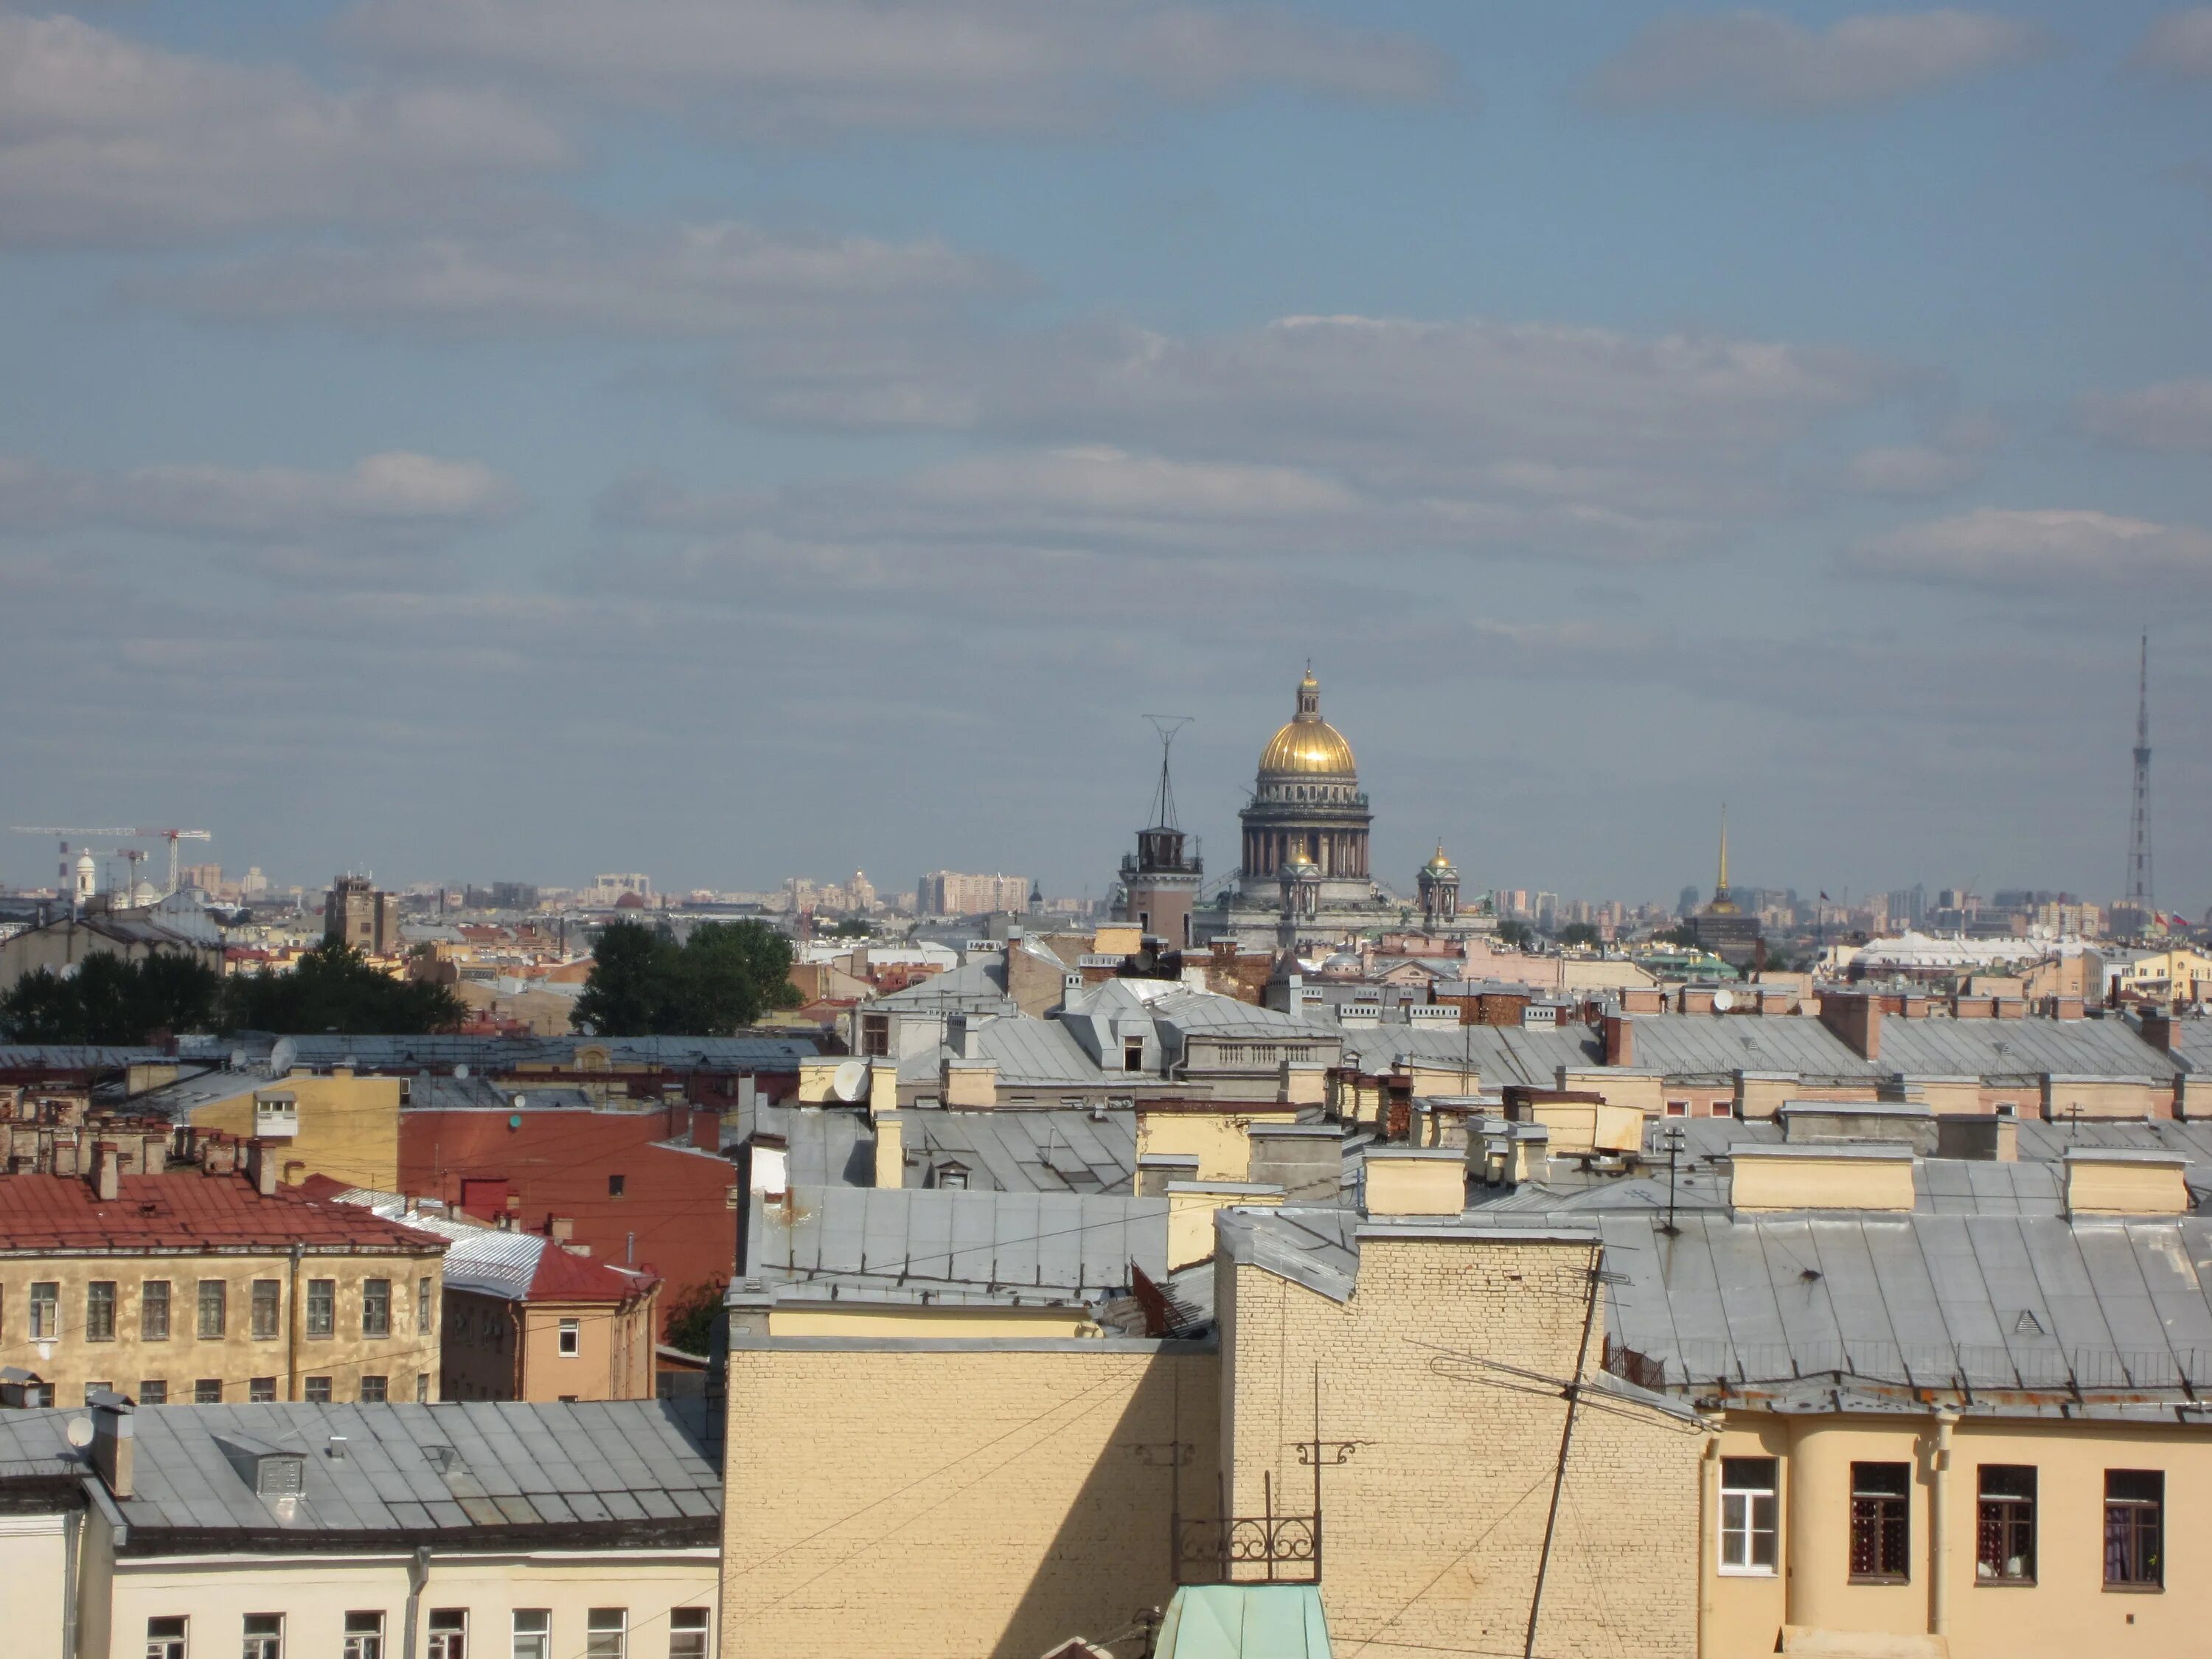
1143, 715, 1193, 832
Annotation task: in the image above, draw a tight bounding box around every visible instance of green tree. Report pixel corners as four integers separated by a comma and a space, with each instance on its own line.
1495, 919, 1534, 949
661, 1279, 724, 1355
0, 950, 223, 1044
222, 940, 464, 1034
571, 919, 799, 1036
1559, 922, 1601, 950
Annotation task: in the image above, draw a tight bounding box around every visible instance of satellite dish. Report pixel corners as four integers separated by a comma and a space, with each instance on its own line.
1712, 988, 1736, 1012
511, 1093, 526, 1110
831, 1060, 870, 1102
453, 1064, 470, 1079
66, 1416, 94, 1449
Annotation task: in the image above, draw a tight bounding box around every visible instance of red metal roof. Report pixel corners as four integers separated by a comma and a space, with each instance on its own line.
0, 1173, 449, 1255
528, 1242, 656, 1303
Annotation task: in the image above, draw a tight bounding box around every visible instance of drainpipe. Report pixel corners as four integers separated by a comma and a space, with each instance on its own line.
401, 1544, 431, 1659
1698, 1416, 1722, 1659
1929, 1408, 1958, 1640
286, 1243, 304, 1402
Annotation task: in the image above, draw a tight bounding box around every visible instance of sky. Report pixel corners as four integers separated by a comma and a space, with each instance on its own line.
2, 1, 2210, 912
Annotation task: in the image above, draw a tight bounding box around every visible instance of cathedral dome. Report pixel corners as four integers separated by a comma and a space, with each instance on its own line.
1258, 669, 1357, 778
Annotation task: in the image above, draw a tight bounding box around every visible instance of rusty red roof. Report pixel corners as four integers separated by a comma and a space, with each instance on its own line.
527, 1241, 656, 1303
0, 1173, 449, 1256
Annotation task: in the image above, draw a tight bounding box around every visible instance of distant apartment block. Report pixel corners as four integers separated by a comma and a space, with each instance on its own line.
915, 871, 1032, 916
323, 874, 398, 955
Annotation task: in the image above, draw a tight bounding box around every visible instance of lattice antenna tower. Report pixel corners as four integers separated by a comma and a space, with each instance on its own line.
2126, 632, 2153, 919
1143, 715, 1192, 832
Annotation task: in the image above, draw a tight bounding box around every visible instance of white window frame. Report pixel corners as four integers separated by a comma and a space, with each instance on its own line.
145, 1615, 187, 1659
586, 1609, 627, 1659
512, 1609, 551, 1659
1719, 1456, 1780, 1575
343, 1611, 386, 1659
425, 1610, 467, 1659
558, 1318, 581, 1357
242, 1611, 284, 1659
667, 1607, 710, 1659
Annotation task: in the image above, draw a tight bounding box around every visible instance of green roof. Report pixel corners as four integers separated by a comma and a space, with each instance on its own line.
1155, 1585, 1333, 1659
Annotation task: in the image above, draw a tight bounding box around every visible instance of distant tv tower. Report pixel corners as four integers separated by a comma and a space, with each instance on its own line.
2126, 631, 2153, 925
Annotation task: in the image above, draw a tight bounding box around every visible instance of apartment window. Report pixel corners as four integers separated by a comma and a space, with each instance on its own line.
305, 1376, 332, 1404
360, 1374, 388, 1404
587, 1609, 627, 1659
146, 1616, 188, 1659
142, 1280, 172, 1341
243, 1613, 283, 1659
1977, 1465, 2037, 1582
608, 1174, 626, 1197
668, 1608, 709, 1659
195, 1378, 222, 1405
426, 1610, 467, 1659
84, 1281, 117, 1341
29, 1281, 59, 1340
417, 1278, 434, 1335
1849, 1462, 1911, 1582
140, 1380, 167, 1405
2105, 1470, 2163, 1589
1123, 1038, 1144, 1073
860, 1013, 889, 1057
512, 1609, 551, 1659
249, 1377, 276, 1403
344, 1612, 386, 1659
559, 1318, 581, 1357
1719, 1457, 1779, 1573
251, 1280, 282, 1340
416, 1374, 431, 1403
1665, 1100, 1688, 1117
307, 1279, 336, 1338
197, 1279, 226, 1339
362, 1279, 391, 1339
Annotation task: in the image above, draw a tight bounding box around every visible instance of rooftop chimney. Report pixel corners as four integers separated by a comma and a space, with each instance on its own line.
1601, 1012, 1635, 1068
548, 1216, 574, 1243
91, 1391, 134, 1498
1818, 991, 1882, 1063
874, 1115, 906, 1190
246, 1138, 278, 1196
91, 1142, 119, 1203
2140, 1012, 2177, 1054
1362, 1147, 1467, 1217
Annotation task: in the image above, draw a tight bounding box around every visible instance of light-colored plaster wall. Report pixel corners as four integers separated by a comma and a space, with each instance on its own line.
720, 1339, 1218, 1659
0, 1511, 72, 1659
188, 1073, 403, 1192
1218, 1235, 1702, 1659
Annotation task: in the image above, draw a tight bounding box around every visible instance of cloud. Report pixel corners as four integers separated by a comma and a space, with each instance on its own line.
0, 451, 519, 546
341, 0, 1453, 133
2080, 379, 2212, 455
702, 312, 1897, 557
158, 220, 1014, 337
1590, 10, 2045, 115
0, 13, 566, 246
2134, 10, 2212, 77
1847, 411, 2002, 496
1851, 507, 2212, 585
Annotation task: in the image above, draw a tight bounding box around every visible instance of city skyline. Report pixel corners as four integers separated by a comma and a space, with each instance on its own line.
2, 3, 2208, 905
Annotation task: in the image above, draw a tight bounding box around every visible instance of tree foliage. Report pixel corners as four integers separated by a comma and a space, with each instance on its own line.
571, 919, 800, 1037
0, 950, 223, 1044
661, 1278, 724, 1355
223, 940, 465, 1034
1559, 922, 1601, 949
1495, 919, 1534, 949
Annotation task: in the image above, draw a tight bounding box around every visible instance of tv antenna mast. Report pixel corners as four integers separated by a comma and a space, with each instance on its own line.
2125, 633, 2153, 928
1142, 715, 1192, 831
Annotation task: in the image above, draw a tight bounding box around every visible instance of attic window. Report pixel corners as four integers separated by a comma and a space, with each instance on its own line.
2014, 1310, 2043, 1335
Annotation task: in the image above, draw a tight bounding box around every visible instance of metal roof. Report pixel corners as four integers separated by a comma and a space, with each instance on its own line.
0, 1400, 717, 1544
0, 1046, 175, 1073
748, 1185, 1167, 1307
1879, 1016, 2177, 1082
886, 1108, 1137, 1194
250, 1034, 817, 1070
975, 1018, 1115, 1086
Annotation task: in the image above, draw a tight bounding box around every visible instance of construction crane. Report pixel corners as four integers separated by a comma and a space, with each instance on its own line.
10, 824, 212, 896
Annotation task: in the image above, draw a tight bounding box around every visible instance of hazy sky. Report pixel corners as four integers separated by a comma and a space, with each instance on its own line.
4, 1, 2211, 911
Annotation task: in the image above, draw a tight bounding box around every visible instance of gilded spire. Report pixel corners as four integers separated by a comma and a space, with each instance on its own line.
1717, 804, 1728, 894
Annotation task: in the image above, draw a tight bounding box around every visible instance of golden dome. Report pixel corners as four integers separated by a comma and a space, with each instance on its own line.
1259, 669, 1357, 777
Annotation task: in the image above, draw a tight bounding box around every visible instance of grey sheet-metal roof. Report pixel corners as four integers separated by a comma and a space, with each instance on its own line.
249, 1034, 817, 1071
975, 1016, 1118, 1086
1879, 1016, 2176, 1082
0, 1401, 717, 1547
868, 956, 1009, 1009
737, 1102, 872, 1184
0, 1046, 176, 1074
749, 1185, 1166, 1307
889, 1109, 1137, 1194
1338, 1023, 1594, 1086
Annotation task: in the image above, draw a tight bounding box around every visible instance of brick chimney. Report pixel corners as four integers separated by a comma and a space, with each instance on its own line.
2140, 1012, 2177, 1054
245, 1138, 278, 1196
1818, 991, 1882, 1063
1601, 1012, 1635, 1068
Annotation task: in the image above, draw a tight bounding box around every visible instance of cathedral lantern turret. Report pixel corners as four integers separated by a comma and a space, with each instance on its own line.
1418, 846, 1460, 928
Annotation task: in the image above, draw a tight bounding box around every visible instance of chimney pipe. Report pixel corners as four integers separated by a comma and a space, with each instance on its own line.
246, 1138, 278, 1196
91, 1143, 119, 1203
1601, 1012, 1635, 1069
91, 1391, 135, 1498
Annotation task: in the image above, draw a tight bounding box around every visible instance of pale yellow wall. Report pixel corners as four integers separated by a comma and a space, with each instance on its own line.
1360, 1158, 1466, 1216
763, 1303, 1100, 1338
0, 1250, 442, 1405
721, 1340, 1218, 1659
1135, 1109, 1294, 1182
100, 1547, 717, 1659
1518, 1099, 1646, 1155
1219, 1236, 1701, 1659
1166, 1186, 1283, 1269
943, 1062, 998, 1107
2065, 1160, 2188, 1215
2042, 1077, 2166, 1120
518, 1294, 658, 1401
187, 1072, 403, 1192
0, 1513, 71, 1659
1729, 1154, 1916, 1212
1705, 1411, 2212, 1659
1559, 1067, 1666, 1116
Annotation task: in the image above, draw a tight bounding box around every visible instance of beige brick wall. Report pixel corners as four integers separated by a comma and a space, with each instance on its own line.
1217, 1234, 1701, 1659
721, 1339, 1220, 1659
